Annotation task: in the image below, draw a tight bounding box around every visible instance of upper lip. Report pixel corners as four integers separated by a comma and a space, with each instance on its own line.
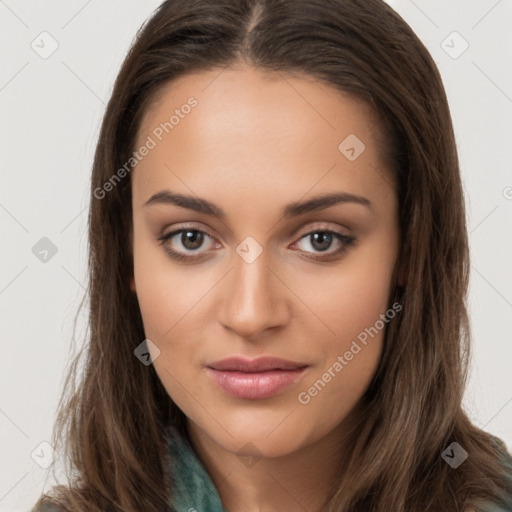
207, 356, 308, 372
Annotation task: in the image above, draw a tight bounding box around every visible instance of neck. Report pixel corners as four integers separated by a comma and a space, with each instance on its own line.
186, 413, 360, 512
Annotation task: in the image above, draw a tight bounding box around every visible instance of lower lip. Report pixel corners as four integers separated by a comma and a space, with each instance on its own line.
206, 367, 308, 400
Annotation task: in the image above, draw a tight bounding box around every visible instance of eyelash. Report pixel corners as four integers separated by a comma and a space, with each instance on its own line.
155, 223, 356, 263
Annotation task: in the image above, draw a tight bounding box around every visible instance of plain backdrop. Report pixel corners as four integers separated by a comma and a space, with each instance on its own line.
1, 1, 511, 511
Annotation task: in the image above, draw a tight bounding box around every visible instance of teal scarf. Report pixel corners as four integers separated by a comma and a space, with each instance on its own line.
165, 425, 227, 512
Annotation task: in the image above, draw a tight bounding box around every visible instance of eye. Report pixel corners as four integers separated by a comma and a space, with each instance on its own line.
291, 229, 355, 260
156, 226, 219, 262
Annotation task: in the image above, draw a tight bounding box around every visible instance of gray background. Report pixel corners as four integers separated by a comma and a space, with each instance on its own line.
1, 1, 511, 510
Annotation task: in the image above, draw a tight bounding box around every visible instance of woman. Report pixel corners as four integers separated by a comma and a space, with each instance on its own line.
32, 0, 512, 511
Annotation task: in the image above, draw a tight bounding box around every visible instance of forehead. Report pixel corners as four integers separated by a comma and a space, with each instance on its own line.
132, 64, 392, 214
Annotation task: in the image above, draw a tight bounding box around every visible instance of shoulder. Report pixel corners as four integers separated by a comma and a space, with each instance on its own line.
477, 440, 512, 512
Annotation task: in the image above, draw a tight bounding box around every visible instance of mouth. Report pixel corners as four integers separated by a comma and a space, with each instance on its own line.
206, 356, 309, 400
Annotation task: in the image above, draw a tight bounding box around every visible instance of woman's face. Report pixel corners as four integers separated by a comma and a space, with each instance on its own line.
130, 64, 400, 458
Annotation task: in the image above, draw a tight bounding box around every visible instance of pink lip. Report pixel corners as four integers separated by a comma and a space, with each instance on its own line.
206, 356, 309, 400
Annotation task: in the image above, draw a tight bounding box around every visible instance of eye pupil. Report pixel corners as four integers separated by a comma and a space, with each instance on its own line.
311, 232, 332, 251
182, 230, 203, 250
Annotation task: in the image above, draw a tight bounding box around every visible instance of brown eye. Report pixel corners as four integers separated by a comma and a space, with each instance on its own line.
179, 230, 205, 251
156, 227, 218, 262
293, 230, 355, 260
309, 232, 334, 252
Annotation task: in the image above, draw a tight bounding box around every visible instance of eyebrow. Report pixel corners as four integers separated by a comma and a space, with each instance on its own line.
143, 189, 373, 218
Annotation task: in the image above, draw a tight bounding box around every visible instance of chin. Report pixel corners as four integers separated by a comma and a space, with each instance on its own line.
194, 411, 318, 459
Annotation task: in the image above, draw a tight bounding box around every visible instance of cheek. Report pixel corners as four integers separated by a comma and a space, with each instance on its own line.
132, 237, 217, 413
293, 242, 397, 346
132, 230, 211, 340
292, 237, 397, 414
133, 264, 202, 418
295, 276, 392, 435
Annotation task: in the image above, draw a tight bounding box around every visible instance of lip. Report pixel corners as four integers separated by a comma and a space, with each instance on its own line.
206, 356, 309, 400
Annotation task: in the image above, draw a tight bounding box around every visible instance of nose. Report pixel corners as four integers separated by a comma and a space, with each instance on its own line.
217, 250, 291, 341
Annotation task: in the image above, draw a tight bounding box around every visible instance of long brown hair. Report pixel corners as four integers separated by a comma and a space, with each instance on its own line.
33, 0, 512, 511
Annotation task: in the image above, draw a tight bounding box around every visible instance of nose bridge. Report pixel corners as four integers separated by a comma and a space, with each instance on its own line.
218, 243, 288, 338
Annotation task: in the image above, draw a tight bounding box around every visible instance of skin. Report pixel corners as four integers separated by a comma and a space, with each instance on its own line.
130, 63, 400, 512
